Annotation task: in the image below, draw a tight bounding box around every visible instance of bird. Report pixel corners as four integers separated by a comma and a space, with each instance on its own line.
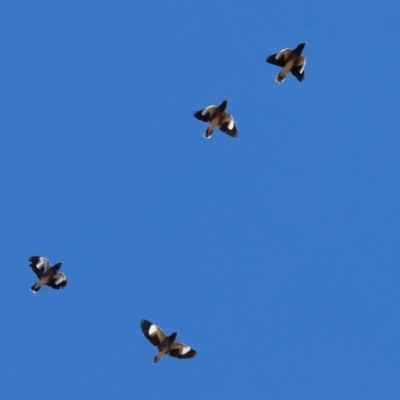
266, 43, 306, 83
28, 256, 67, 293
193, 99, 238, 139
140, 319, 197, 364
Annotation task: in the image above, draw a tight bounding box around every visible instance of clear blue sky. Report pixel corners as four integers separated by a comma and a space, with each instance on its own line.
1, 1, 400, 399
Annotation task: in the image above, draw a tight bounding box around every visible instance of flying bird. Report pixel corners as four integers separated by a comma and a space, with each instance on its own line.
193, 99, 238, 139
140, 319, 197, 364
266, 43, 306, 83
28, 256, 67, 293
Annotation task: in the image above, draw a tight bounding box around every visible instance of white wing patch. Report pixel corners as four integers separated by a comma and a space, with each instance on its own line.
201, 106, 215, 116
148, 324, 158, 335
36, 257, 50, 272
299, 58, 306, 73
276, 48, 289, 60
171, 342, 191, 355
53, 273, 66, 284
149, 324, 166, 342
221, 114, 235, 131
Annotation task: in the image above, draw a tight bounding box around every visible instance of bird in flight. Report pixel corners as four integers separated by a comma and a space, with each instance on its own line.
266, 43, 307, 83
28, 256, 67, 293
193, 99, 238, 139
140, 319, 197, 364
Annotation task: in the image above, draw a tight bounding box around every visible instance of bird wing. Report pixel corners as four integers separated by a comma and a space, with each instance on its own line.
29, 256, 51, 279
266, 48, 291, 67
219, 113, 238, 137
291, 57, 306, 82
48, 273, 67, 290
140, 320, 166, 347
193, 106, 216, 122
169, 342, 197, 359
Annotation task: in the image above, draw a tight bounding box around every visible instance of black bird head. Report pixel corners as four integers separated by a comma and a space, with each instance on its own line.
218, 99, 228, 111
293, 43, 306, 55
53, 262, 63, 271
168, 332, 178, 343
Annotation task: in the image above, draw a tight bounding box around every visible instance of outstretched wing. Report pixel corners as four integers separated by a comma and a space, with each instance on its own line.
291, 58, 306, 82
140, 320, 166, 347
169, 342, 197, 359
219, 113, 238, 137
48, 273, 67, 290
266, 48, 291, 67
193, 106, 216, 122
29, 256, 51, 279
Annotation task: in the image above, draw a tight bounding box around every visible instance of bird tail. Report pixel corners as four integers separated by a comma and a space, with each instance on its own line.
204, 128, 213, 139
30, 283, 41, 293
153, 355, 161, 364
275, 72, 286, 83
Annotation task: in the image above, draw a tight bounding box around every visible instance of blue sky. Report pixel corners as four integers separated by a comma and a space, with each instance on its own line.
1, 1, 400, 399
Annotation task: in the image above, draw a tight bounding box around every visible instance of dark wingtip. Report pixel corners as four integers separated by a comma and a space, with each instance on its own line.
140, 319, 151, 329
219, 99, 228, 109
30, 284, 39, 293
294, 43, 306, 54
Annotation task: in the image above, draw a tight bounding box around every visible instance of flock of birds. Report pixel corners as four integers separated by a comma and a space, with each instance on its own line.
28, 42, 307, 364
194, 42, 306, 139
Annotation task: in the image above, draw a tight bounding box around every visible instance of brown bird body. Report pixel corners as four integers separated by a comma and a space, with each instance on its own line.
266, 43, 307, 83
29, 256, 67, 293
193, 99, 238, 139
140, 319, 197, 364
